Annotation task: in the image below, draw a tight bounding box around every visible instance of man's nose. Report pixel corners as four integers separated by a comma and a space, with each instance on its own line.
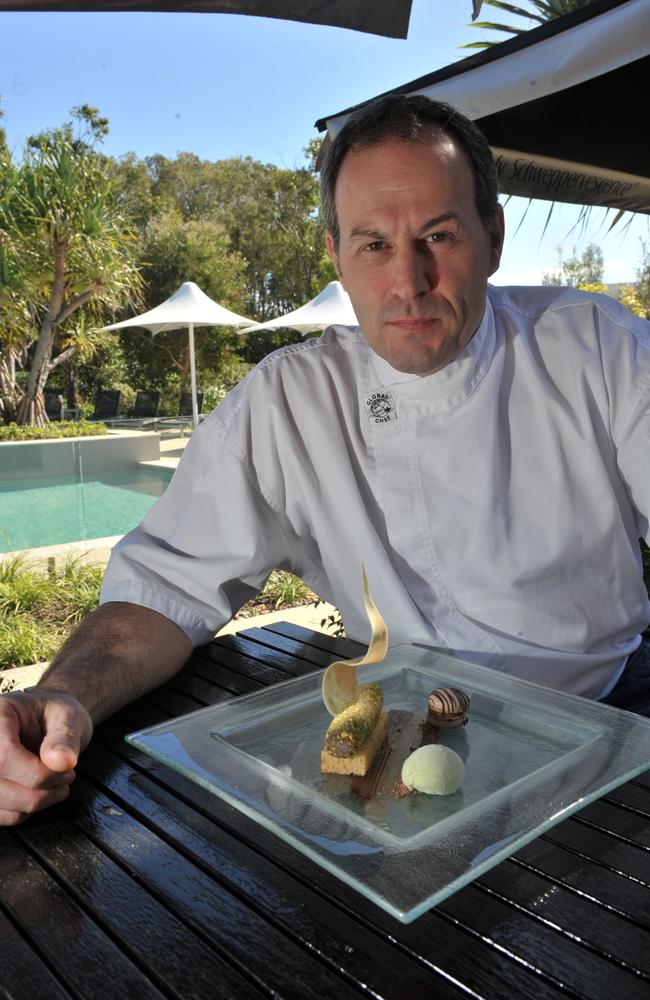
391, 244, 435, 300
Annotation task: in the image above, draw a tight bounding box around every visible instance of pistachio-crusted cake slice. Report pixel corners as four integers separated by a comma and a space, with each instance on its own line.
321, 683, 387, 776
324, 683, 383, 757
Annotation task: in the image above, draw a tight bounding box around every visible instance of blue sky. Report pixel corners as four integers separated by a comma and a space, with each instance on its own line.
2, 0, 648, 284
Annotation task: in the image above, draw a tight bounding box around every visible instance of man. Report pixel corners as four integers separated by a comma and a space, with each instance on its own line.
1, 95, 649, 825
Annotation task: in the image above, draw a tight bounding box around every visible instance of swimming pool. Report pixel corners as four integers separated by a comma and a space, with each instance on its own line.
0, 466, 173, 553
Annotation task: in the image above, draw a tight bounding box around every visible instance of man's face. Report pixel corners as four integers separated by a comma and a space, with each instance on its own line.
326, 135, 504, 376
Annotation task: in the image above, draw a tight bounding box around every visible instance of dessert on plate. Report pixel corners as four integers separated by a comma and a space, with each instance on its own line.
319, 568, 470, 794
320, 683, 388, 776
400, 744, 465, 795
427, 687, 470, 728
393, 686, 471, 798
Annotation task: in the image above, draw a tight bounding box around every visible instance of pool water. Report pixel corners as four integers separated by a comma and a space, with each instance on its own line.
0, 467, 173, 552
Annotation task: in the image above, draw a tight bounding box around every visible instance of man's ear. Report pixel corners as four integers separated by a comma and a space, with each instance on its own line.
488, 204, 505, 277
326, 232, 343, 284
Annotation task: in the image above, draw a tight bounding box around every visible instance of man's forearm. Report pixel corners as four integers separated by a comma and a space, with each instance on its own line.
36, 602, 193, 723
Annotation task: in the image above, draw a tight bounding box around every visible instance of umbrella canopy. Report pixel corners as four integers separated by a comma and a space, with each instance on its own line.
317, 0, 650, 216
101, 281, 254, 427
0, 1, 415, 35
242, 281, 358, 334
0, 1, 484, 34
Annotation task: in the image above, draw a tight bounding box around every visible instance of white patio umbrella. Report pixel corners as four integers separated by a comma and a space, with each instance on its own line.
242, 281, 358, 335
100, 281, 254, 428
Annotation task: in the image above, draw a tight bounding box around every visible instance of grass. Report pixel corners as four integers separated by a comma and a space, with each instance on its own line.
257, 570, 314, 610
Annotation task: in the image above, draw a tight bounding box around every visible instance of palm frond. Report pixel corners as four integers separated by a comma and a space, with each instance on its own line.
468, 20, 527, 32
617, 213, 636, 238
480, 0, 546, 22
512, 199, 534, 239
606, 208, 627, 232
565, 204, 594, 242
527, 0, 563, 14
465, 0, 599, 50
460, 40, 504, 47
539, 202, 556, 243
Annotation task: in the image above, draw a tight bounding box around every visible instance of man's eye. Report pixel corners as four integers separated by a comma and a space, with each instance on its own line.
426, 231, 454, 247
364, 241, 386, 252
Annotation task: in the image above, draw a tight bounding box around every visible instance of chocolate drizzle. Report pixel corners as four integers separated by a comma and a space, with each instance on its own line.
349, 709, 440, 800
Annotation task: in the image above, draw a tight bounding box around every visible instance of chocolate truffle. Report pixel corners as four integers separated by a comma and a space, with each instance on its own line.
427, 687, 470, 729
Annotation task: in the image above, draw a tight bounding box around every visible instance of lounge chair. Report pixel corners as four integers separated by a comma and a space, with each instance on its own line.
131, 390, 160, 419
178, 391, 203, 418
88, 389, 121, 422
143, 391, 204, 436
105, 390, 161, 428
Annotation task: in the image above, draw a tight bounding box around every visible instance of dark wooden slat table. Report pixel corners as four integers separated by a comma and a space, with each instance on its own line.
2, 622, 649, 1000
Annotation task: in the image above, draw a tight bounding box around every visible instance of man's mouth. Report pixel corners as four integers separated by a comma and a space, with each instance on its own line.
386, 318, 440, 333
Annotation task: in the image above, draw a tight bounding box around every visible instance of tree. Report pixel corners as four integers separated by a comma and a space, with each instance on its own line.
0, 112, 33, 422
0, 104, 7, 159
210, 156, 334, 319
539, 241, 650, 318
0, 106, 142, 426
107, 152, 154, 234
617, 242, 650, 320
117, 210, 248, 393
465, 0, 598, 48
617, 284, 645, 317
542, 243, 604, 288
79, 142, 335, 391
142, 149, 333, 320
145, 151, 216, 222
634, 241, 650, 317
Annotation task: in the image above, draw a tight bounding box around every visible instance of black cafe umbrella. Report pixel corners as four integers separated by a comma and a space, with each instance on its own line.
317, 0, 650, 217
0, 1, 484, 37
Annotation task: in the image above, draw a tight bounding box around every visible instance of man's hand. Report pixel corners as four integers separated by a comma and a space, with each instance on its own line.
0, 601, 192, 826
0, 690, 93, 826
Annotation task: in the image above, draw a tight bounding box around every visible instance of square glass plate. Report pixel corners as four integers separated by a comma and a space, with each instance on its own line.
126, 644, 650, 923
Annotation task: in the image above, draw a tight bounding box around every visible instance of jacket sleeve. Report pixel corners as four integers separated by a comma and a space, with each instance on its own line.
100, 410, 296, 645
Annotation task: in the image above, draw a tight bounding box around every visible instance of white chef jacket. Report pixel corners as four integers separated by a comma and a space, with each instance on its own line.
101, 284, 650, 700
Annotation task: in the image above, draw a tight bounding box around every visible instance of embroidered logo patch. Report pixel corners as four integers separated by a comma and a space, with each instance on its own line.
364, 389, 398, 425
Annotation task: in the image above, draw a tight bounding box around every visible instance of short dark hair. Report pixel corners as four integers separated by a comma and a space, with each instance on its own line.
320, 94, 499, 250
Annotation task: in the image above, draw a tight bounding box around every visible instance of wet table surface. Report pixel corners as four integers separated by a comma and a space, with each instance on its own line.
1, 622, 649, 1000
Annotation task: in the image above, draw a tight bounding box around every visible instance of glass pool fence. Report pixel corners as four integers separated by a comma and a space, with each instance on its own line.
0, 435, 173, 556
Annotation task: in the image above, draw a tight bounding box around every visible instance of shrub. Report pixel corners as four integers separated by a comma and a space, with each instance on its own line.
0, 615, 62, 669
112, 382, 136, 415
204, 356, 253, 409
263, 570, 311, 609
0, 555, 102, 670
0, 420, 108, 442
